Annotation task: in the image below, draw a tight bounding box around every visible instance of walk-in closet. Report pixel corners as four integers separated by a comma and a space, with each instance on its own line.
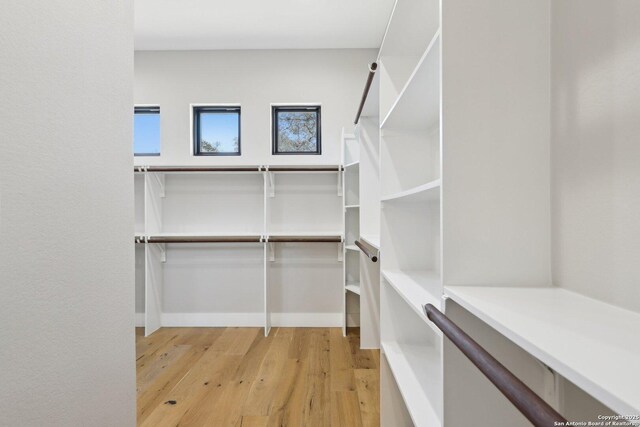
2, 0, 639, 426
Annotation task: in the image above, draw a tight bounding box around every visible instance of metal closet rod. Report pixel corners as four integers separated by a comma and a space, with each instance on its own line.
423, 304, 568, 427
134, 166, 343, 173
355, 239, 378, 262
134, 235, 343, 244
354, 62, 378, 125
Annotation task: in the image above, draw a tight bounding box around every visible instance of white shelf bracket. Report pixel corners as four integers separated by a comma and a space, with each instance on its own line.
337, 169, 343, 197
268, 242, 275, 262
263, 169, 275, 198
539, 361, 563, 412
155, 243, 166, 263
338, 242, 343, 262
152, 172, 165, 198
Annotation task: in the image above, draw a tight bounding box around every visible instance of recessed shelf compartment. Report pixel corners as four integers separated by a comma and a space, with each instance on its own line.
160, 172, 265, 235
445, 286, 640, 415
344, 161, 360, 169
381, 279, 443, 427
346, 282, 361, 295
361, 234, 380, 250
382, 269, 442, 331
268, 173, 342, 236
381, 30, 440, 131
381, 179, 440, 203
378, 0, 440, 120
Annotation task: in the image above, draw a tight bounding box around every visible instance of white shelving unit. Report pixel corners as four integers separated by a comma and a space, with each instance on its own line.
342, 129, 361, 335
445, 286, 640, 417
134, 165, 344, 337
374, 0, 635, 425
377, 0, 442, 424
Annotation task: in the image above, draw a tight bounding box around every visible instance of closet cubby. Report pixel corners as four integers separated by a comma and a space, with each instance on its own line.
381, 279, 442, 427
160, 172, 264, 235
378, 0, 440, 120
267, 171, 342, 236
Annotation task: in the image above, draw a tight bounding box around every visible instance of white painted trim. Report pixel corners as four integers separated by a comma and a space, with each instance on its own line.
270, 312, 342, 327
135, 312, 145, 327
162, 312, 264, 327
159, 312, 343, 328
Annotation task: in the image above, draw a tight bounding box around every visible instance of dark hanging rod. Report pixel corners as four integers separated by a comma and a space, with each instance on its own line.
423, 304, 567, 427
355, 239, 378, 262
134, 166, 342, 173
134, 166, 262, 173
354, 62, 378, 125
145, 235, 262, 243
266, 166, 342, 172
267, 235, 342, 243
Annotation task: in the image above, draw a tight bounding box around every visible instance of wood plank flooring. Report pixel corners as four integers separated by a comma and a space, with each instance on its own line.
136, 327, 380, 426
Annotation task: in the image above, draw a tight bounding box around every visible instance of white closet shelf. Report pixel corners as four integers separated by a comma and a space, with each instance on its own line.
343, 133, 356, 140
344, 161, 360, 169
381, 341, 442, 427
445, 286, 640, 415
382, 269, 442, 334
345, 282, 361, 295
345, 204, 360, 209
381, 179, 441, 203
360, 234, 380, 250
380, 30, 441, 131
345, 244, 359, 251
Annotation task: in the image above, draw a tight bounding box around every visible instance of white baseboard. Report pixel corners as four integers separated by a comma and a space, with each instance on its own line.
150, 312, 343, 328
161, 312, 264, 327
135, 312, 145, 328
346, 312, 360, 327
270, 312, 342, 327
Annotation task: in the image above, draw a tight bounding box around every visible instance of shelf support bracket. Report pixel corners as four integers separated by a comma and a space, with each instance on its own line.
152, 172, 165, 198
268, 242, 275, 262
539, 361, 563, 412
155, 243, 166, 263
338, 242, 343, 262
337, 169, 343, 197
263, 169, 275, 198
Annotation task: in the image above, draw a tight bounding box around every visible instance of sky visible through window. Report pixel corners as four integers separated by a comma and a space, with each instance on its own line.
134, 113, 160, 155
199, 112, 239, 153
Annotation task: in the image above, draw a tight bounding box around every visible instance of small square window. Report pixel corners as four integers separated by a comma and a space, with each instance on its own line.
134, 106, 160, 156
272, 106, 321, 155
193, 106, 241, 156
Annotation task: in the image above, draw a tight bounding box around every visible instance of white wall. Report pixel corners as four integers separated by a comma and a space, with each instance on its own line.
551, 0, 640, 312
0, 2, 135, 426
442, 0, 551, 287
134, 49, 374, 325
134, 49, 376, 166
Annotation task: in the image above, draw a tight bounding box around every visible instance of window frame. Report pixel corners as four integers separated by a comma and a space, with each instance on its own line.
271, 105, 322, 155
192, 105, 242, 156
133, 105, 161, 157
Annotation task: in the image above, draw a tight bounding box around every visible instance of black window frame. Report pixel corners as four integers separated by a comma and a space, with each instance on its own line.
134, 105, 161, 157
193, 106, 242, 156
272, 105, 322, 155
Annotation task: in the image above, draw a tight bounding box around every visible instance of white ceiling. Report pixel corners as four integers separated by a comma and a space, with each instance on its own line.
135, 0, 395, 51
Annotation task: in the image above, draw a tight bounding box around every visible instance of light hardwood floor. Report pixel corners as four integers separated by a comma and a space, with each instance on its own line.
136, 327, 380, 426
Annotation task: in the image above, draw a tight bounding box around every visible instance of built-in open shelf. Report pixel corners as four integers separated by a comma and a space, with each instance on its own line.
381, 179, 440, 203
381, 340, 442, 427
344, 161, 360, 169
345, 205, 360, 209
382, 269, 442, 332
361, 234, 380, 250
381, 30, 441, 131
445, 286, 640, 415
346, 282, 361, 295
345, 244, 358, 251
